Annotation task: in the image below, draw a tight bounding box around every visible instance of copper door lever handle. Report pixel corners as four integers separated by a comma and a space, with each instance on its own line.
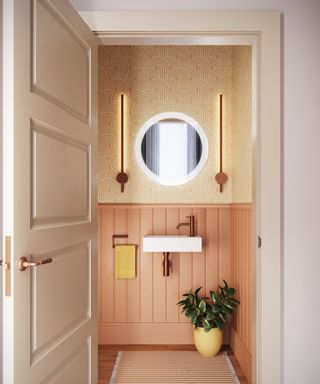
19, 256, 53, 271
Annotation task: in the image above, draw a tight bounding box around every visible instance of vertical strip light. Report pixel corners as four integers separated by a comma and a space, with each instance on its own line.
215, 94, 228, 192
116, 94, 128, 192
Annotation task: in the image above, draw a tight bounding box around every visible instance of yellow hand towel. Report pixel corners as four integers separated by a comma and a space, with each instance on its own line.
115, 244, 136, 279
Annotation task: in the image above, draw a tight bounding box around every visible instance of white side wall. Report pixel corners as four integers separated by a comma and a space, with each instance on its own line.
0, 0, 3, 381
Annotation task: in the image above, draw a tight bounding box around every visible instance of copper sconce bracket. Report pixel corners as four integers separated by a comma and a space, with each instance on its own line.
116, 171, 128, 193
215, 171, 228, 192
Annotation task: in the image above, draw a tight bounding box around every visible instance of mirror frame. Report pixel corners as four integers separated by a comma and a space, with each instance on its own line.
135, 112, 208, 186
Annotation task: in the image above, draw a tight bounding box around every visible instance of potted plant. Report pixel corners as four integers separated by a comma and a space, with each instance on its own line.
177, 280, 240, 357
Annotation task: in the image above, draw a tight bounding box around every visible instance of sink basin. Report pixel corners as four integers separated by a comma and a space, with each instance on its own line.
143, 235, 202, 253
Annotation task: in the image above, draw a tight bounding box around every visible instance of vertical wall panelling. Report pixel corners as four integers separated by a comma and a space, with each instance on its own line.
100, 207, 114, 323
219, 209, 232, 285
98, 208, 101, 322
114, 208, 127, 322
205, 209, 219, 296
140, 208, 153, 322
126, 209, 140, 322
178, 208, 193, 323
231, 205, 253, 383
152, 209, 166, 322
166, 208, 179, 323
192, 208, 206, 291
99, 204, 252, 353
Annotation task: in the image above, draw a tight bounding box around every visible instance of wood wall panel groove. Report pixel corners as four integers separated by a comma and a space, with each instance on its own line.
114, 208, 127, 322
126, 209, 140, 323
166, 209, 180, 323
152, 209, 166, 323
192, 208, 206, 292
205, 209, 219, 297
178, 208, 193, 323
140, 209, 153, 323
98, 203, 252, 374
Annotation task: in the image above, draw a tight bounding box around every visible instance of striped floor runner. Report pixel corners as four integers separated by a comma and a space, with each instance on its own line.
109, 351, 240, 383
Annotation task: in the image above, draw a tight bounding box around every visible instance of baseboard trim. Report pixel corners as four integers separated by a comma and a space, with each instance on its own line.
99, 323, 194, 344
99, 322, 232, 345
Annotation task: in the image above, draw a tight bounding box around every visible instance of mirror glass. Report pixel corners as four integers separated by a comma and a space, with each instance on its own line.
135, 112, 208, 186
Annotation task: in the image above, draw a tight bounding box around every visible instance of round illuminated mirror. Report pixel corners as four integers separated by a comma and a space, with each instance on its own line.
135, 112, 208, 186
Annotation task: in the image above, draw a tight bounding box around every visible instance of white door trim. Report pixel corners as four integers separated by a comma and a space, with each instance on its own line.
80, 11, 281, 384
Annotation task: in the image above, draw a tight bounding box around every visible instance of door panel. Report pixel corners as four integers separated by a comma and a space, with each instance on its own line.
40, 341, 90, 384
31, 120, 90, 227
32, 0, 90, 121
31, 243, 90, 362
3, 0, 97, 383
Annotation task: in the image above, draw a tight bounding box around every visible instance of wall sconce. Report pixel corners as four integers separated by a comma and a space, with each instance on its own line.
215, 94, 228, 192
116, 94, 128, 192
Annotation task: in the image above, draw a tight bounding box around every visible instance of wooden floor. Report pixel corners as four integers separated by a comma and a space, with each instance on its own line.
99, 344, 249, 384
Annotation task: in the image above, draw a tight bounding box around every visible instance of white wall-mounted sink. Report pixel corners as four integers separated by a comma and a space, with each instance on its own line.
143, 235, 202, 253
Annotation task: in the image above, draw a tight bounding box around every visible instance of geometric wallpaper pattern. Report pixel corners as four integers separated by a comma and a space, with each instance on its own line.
98, 45, 251, 203
232, 46, 252, 203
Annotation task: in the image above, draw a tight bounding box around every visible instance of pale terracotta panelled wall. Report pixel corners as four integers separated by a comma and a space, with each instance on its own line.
231, 205, 253, 383
98, 204, 251, 346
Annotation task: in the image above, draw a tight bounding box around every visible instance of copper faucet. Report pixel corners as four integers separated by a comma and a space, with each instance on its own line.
176, 215, 195, 237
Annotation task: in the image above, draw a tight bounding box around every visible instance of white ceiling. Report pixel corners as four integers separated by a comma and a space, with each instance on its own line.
69, 0, 277, 11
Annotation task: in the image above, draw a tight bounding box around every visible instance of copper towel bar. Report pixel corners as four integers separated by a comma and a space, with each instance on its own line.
112, 234, 128, 248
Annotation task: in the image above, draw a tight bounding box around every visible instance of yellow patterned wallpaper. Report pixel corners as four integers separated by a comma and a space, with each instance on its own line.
98, 45, 251, 203
232, 46, 252, 202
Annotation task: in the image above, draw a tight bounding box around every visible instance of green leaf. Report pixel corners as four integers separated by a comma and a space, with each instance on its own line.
223, 306, 234, 314
227, 288, 235, 297
224, 302, 235, 310
212, 304, 221, 313
206, 309, 215, 320
177, 299, 186, 306
223, 280, 229, 289
199, 300, 206, 313
188, 293, 194, 303
202, 318, 211, 331
194, 287, 202, 295
185, 308, 193, 317
210, 291, 220, 304
219, 313, 227, 322
215, 319, 224, 330
229, 297, 240, 305
218, 285, 226, 297
191, 312, 199, 325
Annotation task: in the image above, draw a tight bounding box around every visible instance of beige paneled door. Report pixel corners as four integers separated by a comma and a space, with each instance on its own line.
3, 0, 97, 383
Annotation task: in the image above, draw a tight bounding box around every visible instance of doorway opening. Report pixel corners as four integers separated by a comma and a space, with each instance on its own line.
97, 41, 254, 384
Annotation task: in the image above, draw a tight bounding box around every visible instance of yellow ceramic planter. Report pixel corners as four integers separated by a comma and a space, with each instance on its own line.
193, 327, 223, 357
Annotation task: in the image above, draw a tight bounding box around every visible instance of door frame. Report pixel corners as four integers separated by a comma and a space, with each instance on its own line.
80, 11, 281, 384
